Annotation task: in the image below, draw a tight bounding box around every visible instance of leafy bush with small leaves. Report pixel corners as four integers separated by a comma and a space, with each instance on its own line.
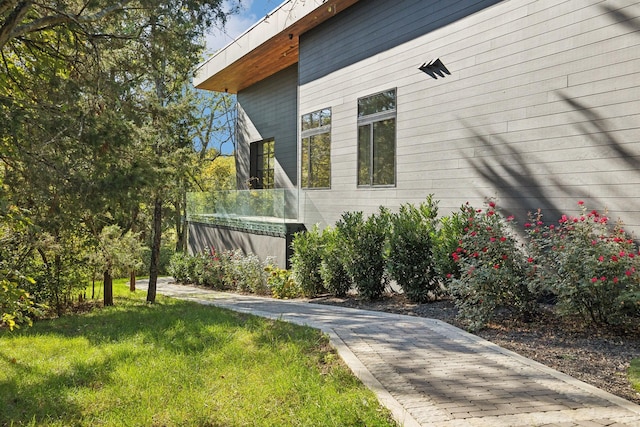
336, 209, 390, 300
168, 252, 195, 284
447, 201, 536, 331
265, 265, 301, 299
319, 226, 352, 297
290, 225, 326, 297
526, 201, 640, 326
386, 197, 440, 303
433, 209, 468, 283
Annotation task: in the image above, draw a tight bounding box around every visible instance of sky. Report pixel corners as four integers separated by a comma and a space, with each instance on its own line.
203, 0, 285, 58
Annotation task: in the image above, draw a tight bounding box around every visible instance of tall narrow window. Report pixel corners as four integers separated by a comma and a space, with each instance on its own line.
301, 108, 331, 189
249, 139, 275, 189
357, 89, 396, 187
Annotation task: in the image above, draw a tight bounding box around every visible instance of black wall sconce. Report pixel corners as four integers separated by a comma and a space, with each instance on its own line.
419, 58, 450, 79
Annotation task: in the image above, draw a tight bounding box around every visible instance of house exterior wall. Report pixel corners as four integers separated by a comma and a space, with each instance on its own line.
236, 64, 299, 189
297, 0, 640, 234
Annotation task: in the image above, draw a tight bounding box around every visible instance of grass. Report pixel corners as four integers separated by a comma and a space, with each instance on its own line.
0, 281, 396, 426
630, 358, 640, 393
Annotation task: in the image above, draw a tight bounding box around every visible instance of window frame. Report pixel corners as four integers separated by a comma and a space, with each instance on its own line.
249, 138, 275, 189
301, 107, 332, 190
357, 88, 397, 188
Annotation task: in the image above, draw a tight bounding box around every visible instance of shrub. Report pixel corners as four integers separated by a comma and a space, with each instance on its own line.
168, 252, 194, 283
266, 265, 302, 299
386, 197, 440, 303
234, 252, 269, 295
290, 225, 326, 297
433, 209, 468, 283
319, 226, 352, 297
526, 201, 640, 326
336, 209, 389, 300
447, 201, 536, 331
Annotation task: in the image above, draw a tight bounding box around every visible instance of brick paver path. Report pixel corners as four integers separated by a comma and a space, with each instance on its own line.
142, 279, 640, 427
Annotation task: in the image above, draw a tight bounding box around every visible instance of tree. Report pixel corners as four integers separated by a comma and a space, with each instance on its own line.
1, 0, 237, 307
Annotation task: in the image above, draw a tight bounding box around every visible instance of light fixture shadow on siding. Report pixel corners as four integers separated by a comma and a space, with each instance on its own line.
418, 58, 450, 79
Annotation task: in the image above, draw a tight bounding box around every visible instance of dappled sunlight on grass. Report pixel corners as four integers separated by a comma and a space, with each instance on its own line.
0, 283, 395, 426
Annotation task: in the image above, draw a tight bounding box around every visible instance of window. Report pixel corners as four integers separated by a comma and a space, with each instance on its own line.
249, 139, 275, 189
301, 108, 331, 189
357, 89, 396, 187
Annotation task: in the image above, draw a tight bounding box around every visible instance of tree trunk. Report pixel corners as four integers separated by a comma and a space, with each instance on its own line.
104, 270, 113, 306
129, 270, 136, 291
147, 196, 162, 303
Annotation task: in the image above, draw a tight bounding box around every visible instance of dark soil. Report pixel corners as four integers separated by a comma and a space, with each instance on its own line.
313, 293, 640, 405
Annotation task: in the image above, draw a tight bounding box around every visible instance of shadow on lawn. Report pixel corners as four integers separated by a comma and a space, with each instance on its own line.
0, 296, 318, 425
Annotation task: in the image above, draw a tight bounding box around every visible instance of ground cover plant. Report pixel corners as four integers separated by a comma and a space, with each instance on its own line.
0, 280, 396, 427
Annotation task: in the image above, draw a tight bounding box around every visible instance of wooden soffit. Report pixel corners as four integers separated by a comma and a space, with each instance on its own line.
194, 0, 361, 94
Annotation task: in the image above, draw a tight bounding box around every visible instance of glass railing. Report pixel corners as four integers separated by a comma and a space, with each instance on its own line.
186, 189, 299, 234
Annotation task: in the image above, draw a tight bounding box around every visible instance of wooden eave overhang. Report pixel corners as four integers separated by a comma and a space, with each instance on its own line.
194, 0, 360, 94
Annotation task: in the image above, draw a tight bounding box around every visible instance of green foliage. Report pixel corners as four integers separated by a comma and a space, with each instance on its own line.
290, 225, 326, 297
0, 274, 42, 331
447, 202, 536, 331
386, 197, 440, 303
433, 210, 468, 282
265, 265, 302, 299
526, 202, 640, 326
168, 251, 194, 284
630, 359, 640, 393
319, 227, 352, 297
336, 209, 389, 300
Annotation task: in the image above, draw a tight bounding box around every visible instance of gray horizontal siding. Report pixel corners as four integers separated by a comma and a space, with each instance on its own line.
297, 0, 640, 233
237, 64, 298, 188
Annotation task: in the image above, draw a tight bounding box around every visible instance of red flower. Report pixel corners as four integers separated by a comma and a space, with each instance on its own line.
578, 200, 584, 205
452, 253, 460, 261
493, 264, 500, 269
507, 215, 515, 222
502, 254, 508, 260
487, 211, 495, 216
611, 255, 618, 262
524, 222, 532, 228
613, 277, 619, 284
446, 273, 452, 279
600, 276, 606, 282
489, 201, 496, 208
591, 277, 598, 283
527, 257, 534, 263
500, 236, 507, 242
490, 237, 496, 242
598, 256, 604, 262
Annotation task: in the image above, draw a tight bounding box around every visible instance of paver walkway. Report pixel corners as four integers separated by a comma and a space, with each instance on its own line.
140, 278, 640, 427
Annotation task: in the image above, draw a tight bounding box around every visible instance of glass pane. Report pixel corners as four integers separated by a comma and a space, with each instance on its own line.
358, 125, 371, 186
310, 133, 331, 188
301, 137, 310, 187
372, 119, 395, 185
358, 89, 396, 117
301, 113, 312, 131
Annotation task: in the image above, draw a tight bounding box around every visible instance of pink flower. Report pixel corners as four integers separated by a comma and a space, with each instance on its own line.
507, 215, 515, 222
626, 270, 632, 277
470, 231, 477, 237
502, 254, 508, 260
598, 256, 604, 262
527, 257, 534, 263
613, 277, 619, 284
500, 236, 507, 242
611, 255, 618, 262
524, 222, 532, 228
591, 277, 598, 283
490, 237, 496, 242
600, 276, 606, 282
487, 211, 495, 216
489, 202, 496, 208
452, 253, 460, 262
591, 240, 597, 246
493, 264, 500, 269
549, 224, 555, 230
578, 200, 584, 205
446, 273, 452, 279
559, 215, 568, 224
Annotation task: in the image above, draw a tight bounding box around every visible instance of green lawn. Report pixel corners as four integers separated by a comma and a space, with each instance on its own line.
0, 282, 396, 426
630, 359, 640, 394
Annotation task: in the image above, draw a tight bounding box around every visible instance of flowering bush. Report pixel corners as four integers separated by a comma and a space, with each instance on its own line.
265, 265, 301, 299
447, 201, 536, 331
386, 197, 440, 303
526, 201, 640, 326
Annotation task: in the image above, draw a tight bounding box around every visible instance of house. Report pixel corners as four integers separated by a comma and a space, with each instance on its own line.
189, 0, 640, 267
